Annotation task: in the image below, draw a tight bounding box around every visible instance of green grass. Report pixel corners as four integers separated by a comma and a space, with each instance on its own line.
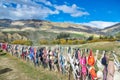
70, 33, 85, 38
2, 30, 85, 41
0, 49, 69, 80
0, 51, 8, 57
2, 53, 68, 80
0, 51, 8, 80
79, 42, 118, 51
79, 42, 120, 61
17, 62, 68, 80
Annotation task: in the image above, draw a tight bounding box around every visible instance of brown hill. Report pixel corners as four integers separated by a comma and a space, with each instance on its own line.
0, 19, 100, 35
101, 23, 120, 35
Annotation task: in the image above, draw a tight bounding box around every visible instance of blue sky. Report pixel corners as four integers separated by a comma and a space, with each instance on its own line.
0, 0, 120, 28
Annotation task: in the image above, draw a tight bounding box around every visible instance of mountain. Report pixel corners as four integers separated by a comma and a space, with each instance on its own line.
0, 19, 103, 43
0, 19, 102, 44
1, 19, 120, 43
101, 23, 120, 35
0, 19, 101, 34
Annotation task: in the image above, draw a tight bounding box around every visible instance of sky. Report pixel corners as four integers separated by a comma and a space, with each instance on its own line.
0, 0, 120, 28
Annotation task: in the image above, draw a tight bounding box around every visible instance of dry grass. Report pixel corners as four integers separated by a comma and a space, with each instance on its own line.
0, 51, 70, 80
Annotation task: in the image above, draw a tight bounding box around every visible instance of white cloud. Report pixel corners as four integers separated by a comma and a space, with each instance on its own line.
81, 21, 118, 29
37, 0, 52, 6
0, 0, 59, 20
55, 4, 89, 17
0, 0, 89, 20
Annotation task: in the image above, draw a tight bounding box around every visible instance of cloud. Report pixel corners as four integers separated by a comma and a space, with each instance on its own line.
0, 0, 59, 20
81, 21, 118, 29
55, 4, 89, 17
0, 0, 89, 20
11, 6, 59, 19
36, 0, 52, 6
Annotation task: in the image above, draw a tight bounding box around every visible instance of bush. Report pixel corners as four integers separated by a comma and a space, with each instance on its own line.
39, 39, 48, 45
79, 40, 86, 44
87, 36, 94, 41
11, 40, 32, 46
115, 32, 120, 39
59, 39, 66, 44
51, 39, 60, 44
72, 40, 80, 44
67, 40, 73, 45
56, 33, 70, 39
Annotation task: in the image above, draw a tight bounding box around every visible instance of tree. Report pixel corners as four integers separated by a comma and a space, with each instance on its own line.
116, 32, 120, 39
56, 33, 70, 39
87, 36, 94, 41
39, 39, 48, 45
109, 35, 114, 39
11, 40, 32, 46
51, 39, 60, 44
67, 40, 73, 45
99, 35, 103, 39
60, 39, 66, 44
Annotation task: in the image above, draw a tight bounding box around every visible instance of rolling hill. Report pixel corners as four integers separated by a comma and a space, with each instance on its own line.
0, 19, 120, 43
101, 22, 120, 35
0, 19, 101, 34
0, 19, 100, 43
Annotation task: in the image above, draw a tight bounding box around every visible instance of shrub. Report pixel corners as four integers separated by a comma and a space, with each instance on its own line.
79, 40, 86, 44
39, 39, 48, 45
87, 36, 94, 41
56, 33, 70, 39
51, 39, 60, 44
59, 39, 66, 44
67, 40, 73, 45
11, 40, 32, 46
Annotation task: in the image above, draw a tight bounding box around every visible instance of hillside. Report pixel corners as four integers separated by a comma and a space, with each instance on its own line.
0, 19, 102, 43
101, 23, 120, 35
0, 19, 120, 43
0, 19, 100, 34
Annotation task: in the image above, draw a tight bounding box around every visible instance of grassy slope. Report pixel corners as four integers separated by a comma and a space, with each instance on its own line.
0, 52, 69, 80
2, 30, 85, 39
79, 42, 120, 51
79, 42, 120, 61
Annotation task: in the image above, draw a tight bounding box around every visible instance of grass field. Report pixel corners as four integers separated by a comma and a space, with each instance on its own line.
0, 41, 120, 80
0, 52, 70, 80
